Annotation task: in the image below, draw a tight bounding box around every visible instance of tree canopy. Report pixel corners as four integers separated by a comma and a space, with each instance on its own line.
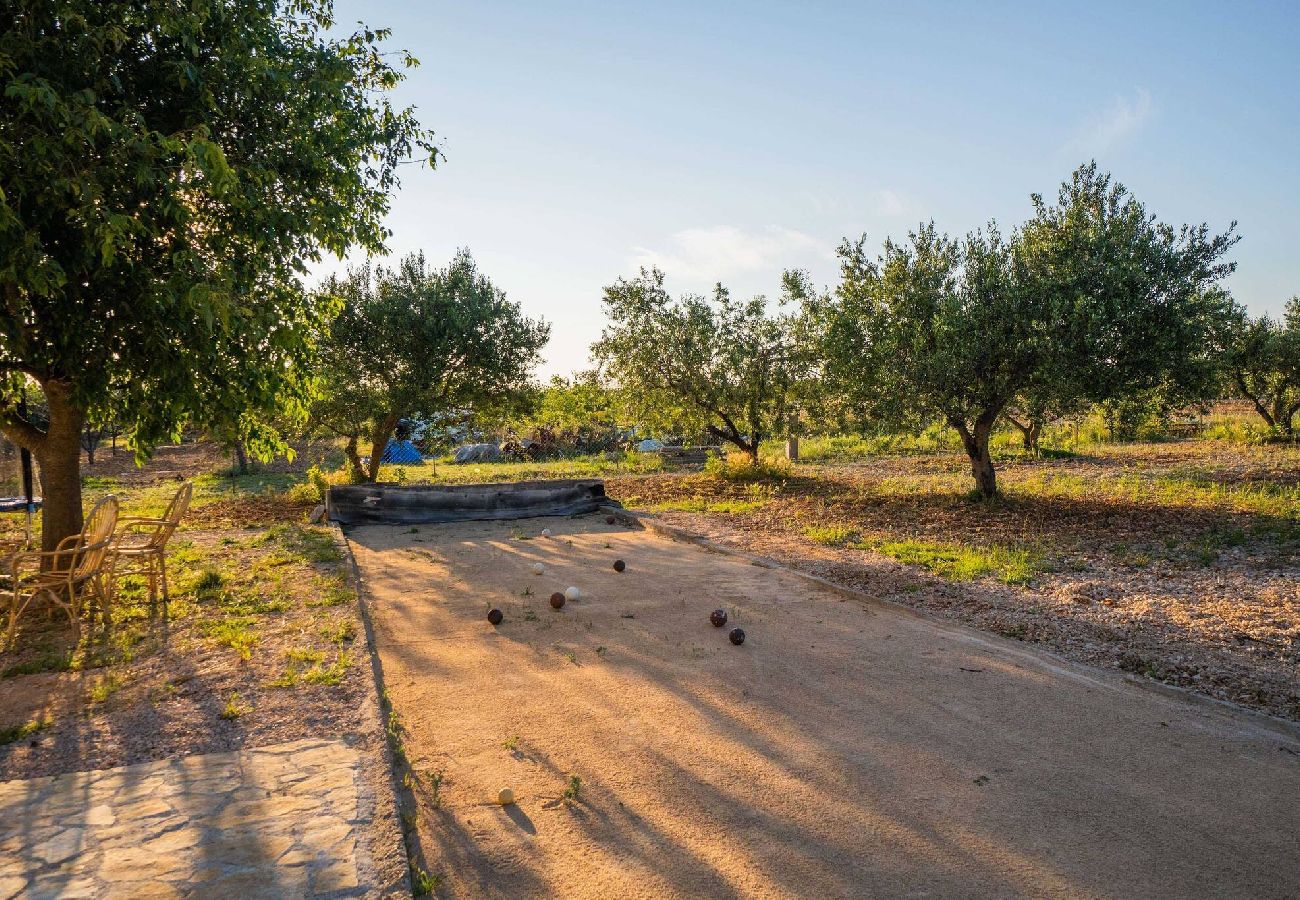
312, 250, 550, 481
816, 164, 1239, 497
0, 0, 435, 547
1226, 298, 1300, 437
593, 268, 812, 460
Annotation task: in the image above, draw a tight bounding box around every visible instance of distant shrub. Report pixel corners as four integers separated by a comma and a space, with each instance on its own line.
286, 464, 352, 504
704, 453, 791, 482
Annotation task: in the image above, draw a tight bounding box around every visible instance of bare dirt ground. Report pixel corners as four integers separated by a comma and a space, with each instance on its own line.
350, 513, 1300, 899
609, 442, 1300, 722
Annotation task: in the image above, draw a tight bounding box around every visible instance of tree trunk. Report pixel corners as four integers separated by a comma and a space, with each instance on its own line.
365, 413, 401, 482
232, 441, 249, 475
1003, 412, 1041, 456
955, 415, 998, 499
343, 435, 365, 483
1021, 420, 1041, 456
36, 381, 87, 554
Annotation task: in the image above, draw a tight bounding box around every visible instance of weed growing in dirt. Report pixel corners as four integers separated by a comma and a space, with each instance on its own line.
427, 768, 444, 807
202, 617, 258, 660
270, 648, 349, 687
502, 735, 520, 751
220, 691, 251, 720
302, 651, 350, 685
192, 568, 225, 602
411, 865, 439, 896
563, 774, 582, 802
320, 619, 357, 644
0, 716, 50, 746
88, 673, 123, 704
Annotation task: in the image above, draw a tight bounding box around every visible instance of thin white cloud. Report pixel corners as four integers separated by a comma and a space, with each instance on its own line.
630, 225, 821, 281
1063, 88, 1153, 157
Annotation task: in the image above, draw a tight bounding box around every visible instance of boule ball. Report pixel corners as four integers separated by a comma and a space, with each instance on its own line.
550, 592, 566, 609
531, 562, 545, 575
497, 787, 515, 805
709, 609, 728, 627
563, 586, 582, 602
613, 559, 626, 573
728, 627, 746, 646
487, 608, 504, 625
606, 515, 616, 525
540, 528, 553, 538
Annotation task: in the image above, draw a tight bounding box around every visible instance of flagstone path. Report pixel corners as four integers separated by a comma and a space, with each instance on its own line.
0, 737, 403, 899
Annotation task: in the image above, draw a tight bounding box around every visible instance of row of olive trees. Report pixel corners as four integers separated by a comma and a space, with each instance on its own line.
594, 164, 1293, 499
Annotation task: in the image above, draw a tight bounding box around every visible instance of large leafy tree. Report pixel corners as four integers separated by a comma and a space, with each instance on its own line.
1225, 299, 1300, 438
593, 268, 812, 461
312, 251, 550, 481
0, 0, 434, 549
819, 164, 1238, 497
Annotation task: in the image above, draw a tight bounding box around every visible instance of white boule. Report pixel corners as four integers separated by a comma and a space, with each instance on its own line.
540, 528, 553, 538
497, 787, 516, 805
564, 586, 582, 601
531, 562, 545, 575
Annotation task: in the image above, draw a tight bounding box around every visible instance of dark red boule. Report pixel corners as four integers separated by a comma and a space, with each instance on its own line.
613, 559, 626, 573
487, 608, 504, 625
710, 609, 728, 627
728, 627, 746, 645
606, 515, 616, 525
550, 592, 566, 609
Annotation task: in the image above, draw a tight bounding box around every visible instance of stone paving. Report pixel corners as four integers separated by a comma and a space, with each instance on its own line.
0, 738, 396, 899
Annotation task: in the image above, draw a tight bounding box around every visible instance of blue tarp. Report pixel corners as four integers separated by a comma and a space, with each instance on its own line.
380, 439, 423, 464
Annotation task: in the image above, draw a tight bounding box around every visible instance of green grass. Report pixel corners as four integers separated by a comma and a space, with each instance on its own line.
370, 452, 663, 487
1, 650, 76, 679
858, 538, 1044, 585
804, 524, 859, 546
256, 524, 342, 563
319, 619, 357, 644
648, 498, 768, 514
202, 617, 258, 660
0, 716, 51, 745
270, 648, 350, 688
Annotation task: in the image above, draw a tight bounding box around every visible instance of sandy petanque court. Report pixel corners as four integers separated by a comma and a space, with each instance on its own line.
347, 512, 1300, 899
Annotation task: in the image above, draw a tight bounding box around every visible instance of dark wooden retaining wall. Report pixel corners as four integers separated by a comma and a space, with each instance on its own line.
327, 479, 616, 526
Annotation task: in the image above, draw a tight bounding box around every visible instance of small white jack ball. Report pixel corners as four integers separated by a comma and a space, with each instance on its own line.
531, 562, 545, 575
540, 528, 553, 538
564, 586, 582, 602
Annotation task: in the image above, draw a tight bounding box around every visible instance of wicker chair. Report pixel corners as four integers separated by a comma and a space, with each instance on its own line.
110, 481, 192, 611
2, 495, 119, 649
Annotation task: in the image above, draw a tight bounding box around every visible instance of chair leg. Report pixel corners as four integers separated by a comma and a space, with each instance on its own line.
158, 552, 170, 607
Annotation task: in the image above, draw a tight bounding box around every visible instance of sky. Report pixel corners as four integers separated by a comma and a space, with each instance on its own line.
324, 0, 1300, 378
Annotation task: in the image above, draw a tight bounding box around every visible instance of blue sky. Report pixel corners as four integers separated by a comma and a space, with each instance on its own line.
326, 0, 1299, 377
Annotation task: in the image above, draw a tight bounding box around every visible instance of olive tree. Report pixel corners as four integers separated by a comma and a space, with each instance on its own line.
0, 0, 434, 549
819, 164, 1238, 497
593, 268, 812, 461
1226, 299, 1300, 438
312, 251, 550, 481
